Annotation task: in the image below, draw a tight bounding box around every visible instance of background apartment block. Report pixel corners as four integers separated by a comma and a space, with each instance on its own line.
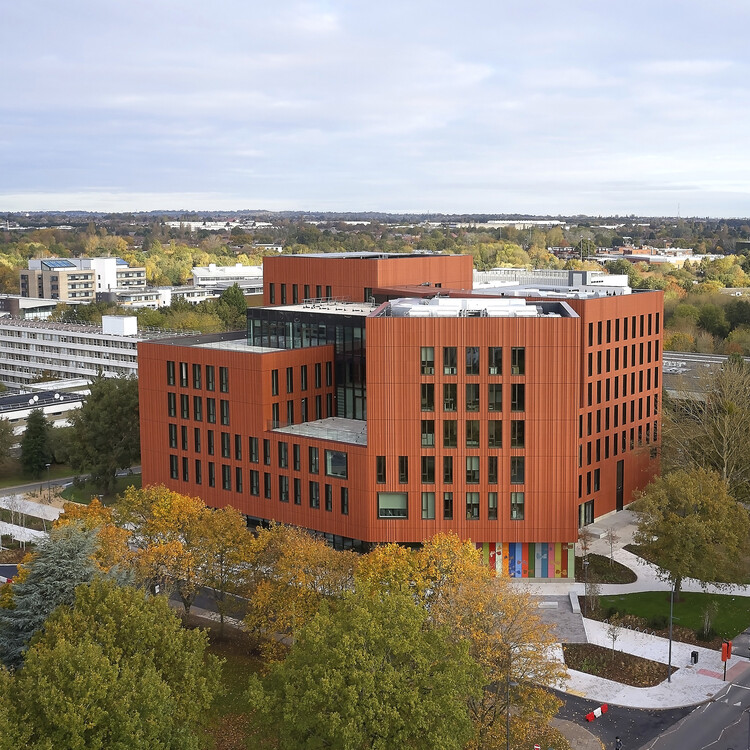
139, 253, 662, 579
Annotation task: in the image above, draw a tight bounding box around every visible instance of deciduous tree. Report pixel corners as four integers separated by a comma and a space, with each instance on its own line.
247, 590, 480, 750
633, 468, 750, 594
0, 418, 14, 466
8, 578, 220, 750
20, 409, 50, 478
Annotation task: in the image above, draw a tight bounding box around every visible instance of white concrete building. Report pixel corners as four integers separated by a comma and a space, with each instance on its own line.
0, 315, 186, 389
192, 263, 263, 291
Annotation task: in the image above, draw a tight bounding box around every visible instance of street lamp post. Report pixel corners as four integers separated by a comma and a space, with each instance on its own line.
667, 579, 675, 683
583, 559, 590, 618
45, 463, 51, 503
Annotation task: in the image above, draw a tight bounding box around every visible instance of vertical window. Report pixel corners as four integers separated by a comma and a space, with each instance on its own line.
466, 492, 480, 520
192, 363, 202, 389
169, 454, 178, 479
301, 365, 308, 391
326, 393, 333, 417
264, 472, 272, 498
488, 492, 498, 520
421, 419, 435, 447
316, 285, 322, 298
488, 347, 502, 375
315, 395, 322, 420
421, 456, 435, 483
340, 487, 349, 515
326, 362, 333, 387
511, 384, 525, 411
398, 456, 409, 483
181, 425, 188, 451
208, 462, 216, 488
443, 346, 457, 375
326, 285, 332, 298
207, 398, 216, 423
168, 423, 177, 449
280, 284, 287, 304
220, 400, 229, 426
287, 400, 294, 425
166, 361, 175, 386
206, 365, 215, 391
207, 430, 215, 455
179, 362, 188, 387
250, 470, 260, 496
421, 491, 436, 520
180, 394, 190, 419
293, 444, 301, 471
249, 437, 259, 463
420, 347, 435, 375
465, 347, 479, 375
286, 367, 294, 393
466, 456, 480, 483
465, 384, 480, 411
194, 428, 201, 453
294, 478, 301, 505
376, 455, 386, 483
443, 455, 453, 483
465, 420, 480, 447
309, 481, 320, 509
511, 347, 525, 375
488, 384, 502, 411
511, 492, 525, 520
278, 441, 288, 469
488, 420, 502, 448
443, 420, 458, 448
301, 398, 308, 422
325, 484, 333, 512
443, 492, 454, 520
292, 284, 299, 304
421, 383, 435, 411
443, 383, 457, 411
235, 467, 243, 493
309, 446, 319, 474
510, 456, 525, 484
304, 284, 310, 300
167, 392, 176, 417
264, 439, 271, 465
221, 432, 230, 458
488, 455, 498, 484
235, 434, 242, 460
510, 420, 525, 448
219, 367, 229, 393
269, 283, 275, 304
315, 363, 322, 388
193, 396, 203, 422
593, 468, 601, 492
222, 465, 231, 491
271, 369, 279, 396
195, 459, 202, 485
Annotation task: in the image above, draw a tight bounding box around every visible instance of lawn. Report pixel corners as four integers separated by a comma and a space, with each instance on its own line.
61, 473, 142, 505
598, 591, 750, 641
0, 461, 76, 490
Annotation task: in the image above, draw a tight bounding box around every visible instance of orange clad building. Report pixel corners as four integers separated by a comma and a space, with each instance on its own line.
139, 254, 662, 579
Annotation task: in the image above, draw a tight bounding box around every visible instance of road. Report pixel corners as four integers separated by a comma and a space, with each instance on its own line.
640, 670, 750, 750
0, 467, 141, 497
555, 691, 691, 750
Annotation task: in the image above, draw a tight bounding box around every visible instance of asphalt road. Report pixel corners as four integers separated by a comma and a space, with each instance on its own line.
640, 670, 750, 750
554, 691, 692, 750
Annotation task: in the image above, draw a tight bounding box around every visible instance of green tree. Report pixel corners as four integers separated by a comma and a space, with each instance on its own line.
215, 283, 248, 330
0, 418, 14, 465
7, 578, 221, 750
0, 524, 98, 670
68, 375, 140, 493
247, 590, 480, 750
633, 468, 750, 594
20, 409, 50, 478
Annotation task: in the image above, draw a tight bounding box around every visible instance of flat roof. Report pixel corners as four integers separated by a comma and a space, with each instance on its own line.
383, 296, 570, 318
273, 251, 461, 260
194, 338, 283, 354
274, 417, 367, 446
277, 300, 377, 317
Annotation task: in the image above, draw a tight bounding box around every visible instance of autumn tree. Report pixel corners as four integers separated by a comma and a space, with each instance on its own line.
247, 589, 480, 750
20, 409, 50, 478
663, 359, 750, 502
68, 375, 140, 493
633, 468, 750, 594
6, 578, 220, 750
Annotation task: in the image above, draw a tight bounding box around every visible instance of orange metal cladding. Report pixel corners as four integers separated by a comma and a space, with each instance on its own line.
139, 337, 369, 539
364, 311, 581, 545
262, 253, 474, 305
567, 291, 663, 517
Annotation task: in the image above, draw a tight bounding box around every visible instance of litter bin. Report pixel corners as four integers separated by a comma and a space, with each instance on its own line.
691, 650, 699, 664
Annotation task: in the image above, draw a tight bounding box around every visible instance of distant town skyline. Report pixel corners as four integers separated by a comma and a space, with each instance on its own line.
3, 1, 750, 217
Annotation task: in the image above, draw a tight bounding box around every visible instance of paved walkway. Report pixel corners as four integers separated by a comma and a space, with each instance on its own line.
515, 509, 750, 710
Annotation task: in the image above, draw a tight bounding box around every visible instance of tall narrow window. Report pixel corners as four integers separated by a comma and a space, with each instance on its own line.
271, 369, 279, 396
443, 347, 457, 375
180, 395, 189, 419
421, 419, 435, 447
179, 362, 188, 387
511, 347, 525, 375
376, 455, 386, 483
286, 367, 294, 394
488, 347, 502, 375
465, 420, 480, 447
466, 456, 480, 483
443, 492, 454, 520
398, 456, 409, 483
219, 367, 229, 393
421, 456, 435, 483
488, 420, 502, 448
511, 492, 525, 520
510, 456, 525, 484
488, 384, 502, 411
421, 383, 435, 411
206, 365, 215, 392
443, 420, 458, 448
420, 346, 435, 375
443, 456, 453, 483
488, 492, 498, 520
488, 456, 498, 484
465, 347, 479, 375
465, 384, 480, 411
443, 383, 457, 411
466, 492, 480, 520
309, 481, 320, 509
301, 365, 308, 391
309, 447, 319, 474
340, 487, 349, 515
511, 420, 525, 448
421, 492, 436, 520
166, 361, 175, 386
511, 384, 525, 412
192, 363, 202, 389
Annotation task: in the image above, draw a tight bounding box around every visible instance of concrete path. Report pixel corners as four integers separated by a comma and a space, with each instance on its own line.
535, 594, 588, 643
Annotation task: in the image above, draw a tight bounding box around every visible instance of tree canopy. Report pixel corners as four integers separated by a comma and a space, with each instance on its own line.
633, 467, 750, 592
68, 375, 140, 492
20, 409, 50, 478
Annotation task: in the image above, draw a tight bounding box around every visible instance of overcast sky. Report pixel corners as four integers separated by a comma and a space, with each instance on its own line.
3, 0, 749, 216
